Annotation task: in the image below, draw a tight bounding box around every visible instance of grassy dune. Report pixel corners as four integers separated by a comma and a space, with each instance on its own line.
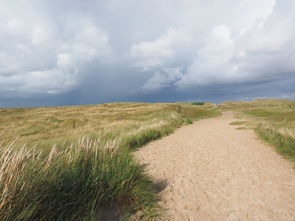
221, 99, 295, 161
0, 102, 219, 221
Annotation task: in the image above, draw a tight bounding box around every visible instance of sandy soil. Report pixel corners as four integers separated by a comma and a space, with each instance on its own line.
134, 112, 295, 221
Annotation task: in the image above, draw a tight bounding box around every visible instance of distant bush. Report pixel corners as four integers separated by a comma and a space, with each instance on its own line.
192, 102, 205, 105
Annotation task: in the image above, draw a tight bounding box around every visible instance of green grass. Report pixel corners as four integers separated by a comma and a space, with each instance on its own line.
256, 126, 295, 161
221, 99, 295, 162
0, 139, 157, 221
0, 102, 219, 220
230, 121, 246, 125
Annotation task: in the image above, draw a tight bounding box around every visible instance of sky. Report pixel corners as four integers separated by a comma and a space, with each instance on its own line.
0, 0, 295, 107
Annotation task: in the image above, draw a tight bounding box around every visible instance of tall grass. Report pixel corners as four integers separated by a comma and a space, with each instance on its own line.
0, 138, 156, 221
256, 125, 295, 161
0, 102, 220, 220
0, 103, 218, 148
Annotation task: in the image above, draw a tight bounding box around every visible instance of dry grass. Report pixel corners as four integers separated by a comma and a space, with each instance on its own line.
0, 102, 217, 148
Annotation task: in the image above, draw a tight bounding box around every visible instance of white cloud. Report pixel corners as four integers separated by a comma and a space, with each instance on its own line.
133, 0, 293, 91
0, 2, 111, 97
0, 69, 77, 96
131, 28, 190, 70
174, 0, 295, 88
175, 24, 239, 87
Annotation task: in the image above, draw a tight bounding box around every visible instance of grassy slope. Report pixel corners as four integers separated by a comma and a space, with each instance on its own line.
0, 102, 219, 221
220, 99, 295, 162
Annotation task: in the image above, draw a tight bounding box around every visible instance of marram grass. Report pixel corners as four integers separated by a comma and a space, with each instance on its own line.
0, 137, 159, 221
256, 125, 295, 161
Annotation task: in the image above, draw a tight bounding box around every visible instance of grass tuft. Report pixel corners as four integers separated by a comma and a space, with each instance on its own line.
256, 125, 295, 161
230, 121, 246, 125
0, 138, 157, 221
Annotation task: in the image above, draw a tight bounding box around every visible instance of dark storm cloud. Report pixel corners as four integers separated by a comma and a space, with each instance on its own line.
0, 0, 294, 107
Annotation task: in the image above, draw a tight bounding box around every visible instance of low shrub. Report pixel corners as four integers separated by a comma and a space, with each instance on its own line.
192, 102, 205, 105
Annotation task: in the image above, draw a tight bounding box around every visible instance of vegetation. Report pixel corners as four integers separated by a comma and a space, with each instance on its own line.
255, 126, 295, 161
221, 99, 295, 161
229, 121, 246, 125
0, 102, 219, 220
191, 102, 205, 105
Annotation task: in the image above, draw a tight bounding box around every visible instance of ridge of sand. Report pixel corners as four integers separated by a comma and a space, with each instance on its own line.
135, 112, 295, 221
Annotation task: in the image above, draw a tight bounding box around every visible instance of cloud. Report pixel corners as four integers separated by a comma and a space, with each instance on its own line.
174, 0, 295, 88
0, 0, 295, 106
175, 25, 237, 87
142, 67, 184, 91
0, 70, 77, 96
0, 1, 111, 97
131, 28, 190, 70
133, 0, 292, 91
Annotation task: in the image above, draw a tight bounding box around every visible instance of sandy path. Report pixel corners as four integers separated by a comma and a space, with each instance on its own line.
134, 112, 295, 221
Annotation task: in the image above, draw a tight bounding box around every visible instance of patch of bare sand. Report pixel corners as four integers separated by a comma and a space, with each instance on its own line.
134, 112, 295, 221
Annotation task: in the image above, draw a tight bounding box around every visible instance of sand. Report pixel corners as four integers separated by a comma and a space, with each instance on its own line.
134, 112, 295, 221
